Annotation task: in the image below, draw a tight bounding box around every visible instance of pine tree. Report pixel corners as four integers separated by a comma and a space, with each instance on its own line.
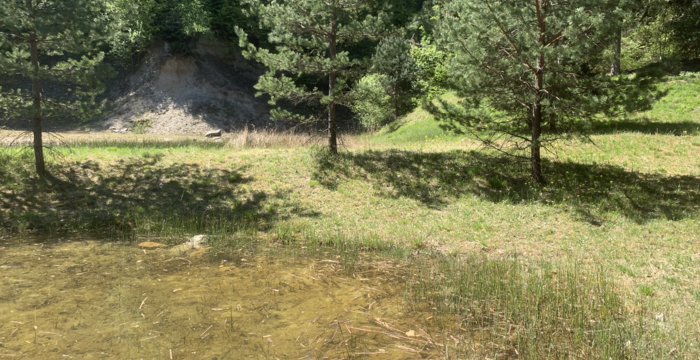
371, 37, 421, 120
0, 0, 114, 177
427, 0, 657, 181
237, 0, 389, 153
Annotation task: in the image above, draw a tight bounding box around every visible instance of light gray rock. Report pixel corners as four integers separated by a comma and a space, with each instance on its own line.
205, 129, 222, 138
189, 235, 209, 249
168, 234, 209, 254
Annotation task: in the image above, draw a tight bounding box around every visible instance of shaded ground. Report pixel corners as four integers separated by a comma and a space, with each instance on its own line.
313, 149, 700, 225
0, 149, 318, 235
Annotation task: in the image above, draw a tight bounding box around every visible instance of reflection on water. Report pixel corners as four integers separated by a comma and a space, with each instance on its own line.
0, 240, 444, 359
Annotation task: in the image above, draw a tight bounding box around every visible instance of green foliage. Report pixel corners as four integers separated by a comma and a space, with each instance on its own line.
426, 0, 659, 180
238, 0, 389, 109
0, 0, 115, 124
351, 74, 393, 132
620, 0, 700, 70
370, 37, 421, 118
133, 119, 152, 134
667, 0, 700, 59
410, 36, 448, 99
367, 0, 424, 28
208, 0, 266, 47
679, 71, 700, 78
153, 0, 211, 54
237, 0, 392, 151
620, 0, 676, 70
105, 0, 158, 66
638, 284, 655, 296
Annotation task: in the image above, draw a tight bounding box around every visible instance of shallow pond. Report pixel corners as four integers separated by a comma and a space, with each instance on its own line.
0, 239, 447, 359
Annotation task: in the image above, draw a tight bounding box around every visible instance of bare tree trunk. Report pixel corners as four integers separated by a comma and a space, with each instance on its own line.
327, 9, 338, 154
532, 64, 543, 183
532, 0, 545, 182
610, 28, 622, 76
393, 84, 399, 120
549, 113, 555, 132
29, 0, 46, 177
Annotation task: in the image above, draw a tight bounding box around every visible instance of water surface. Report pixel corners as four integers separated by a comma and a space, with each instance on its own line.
0, 240, 445, 359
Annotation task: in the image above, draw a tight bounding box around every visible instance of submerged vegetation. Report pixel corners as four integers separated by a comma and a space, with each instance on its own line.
0, 237, 671, 359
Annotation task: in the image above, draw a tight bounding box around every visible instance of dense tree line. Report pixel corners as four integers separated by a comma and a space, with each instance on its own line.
0, 0, 696, 179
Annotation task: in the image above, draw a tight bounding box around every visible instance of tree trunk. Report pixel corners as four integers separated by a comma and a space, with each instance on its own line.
532, 69, 543, 183
610, 28, 622, 76
29, 1, 46, 177
549, 113, 555, 132
393, 84, 399, 120
327, 9, 338, 154
532, 0, 545, 182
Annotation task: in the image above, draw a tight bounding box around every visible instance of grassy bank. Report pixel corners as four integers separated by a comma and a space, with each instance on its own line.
1, 77, 700, 357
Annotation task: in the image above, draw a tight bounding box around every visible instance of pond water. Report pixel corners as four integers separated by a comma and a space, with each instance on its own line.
0, 240, 447, 359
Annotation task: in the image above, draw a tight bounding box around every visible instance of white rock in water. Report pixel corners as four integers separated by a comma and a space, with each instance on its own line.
168, 235, 210, 254
189, 235, 209, 250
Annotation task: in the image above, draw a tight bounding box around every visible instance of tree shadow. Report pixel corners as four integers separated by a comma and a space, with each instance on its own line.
313, 149, 700, 225
0, 153, 319, 234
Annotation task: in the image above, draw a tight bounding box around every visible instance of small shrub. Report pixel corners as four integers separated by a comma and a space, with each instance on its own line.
487, 176, 506, 189
227, 173, 243, 183
638, 284, 655, 296
133, 119, 152, 134
679, 71, 700, 78
351, 74, 394, 132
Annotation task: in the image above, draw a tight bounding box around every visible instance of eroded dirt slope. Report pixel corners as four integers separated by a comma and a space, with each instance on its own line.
102, 39, 277, 135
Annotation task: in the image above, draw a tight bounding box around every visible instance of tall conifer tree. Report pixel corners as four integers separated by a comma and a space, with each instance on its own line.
237, 0, 389, 153
0, 0, 113, 177
427, 0, 656, 181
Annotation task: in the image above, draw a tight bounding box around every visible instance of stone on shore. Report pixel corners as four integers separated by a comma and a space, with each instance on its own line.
205, 130, 222, 138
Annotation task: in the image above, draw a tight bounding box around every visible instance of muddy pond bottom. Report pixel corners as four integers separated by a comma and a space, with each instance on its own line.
0, 241, 444, 359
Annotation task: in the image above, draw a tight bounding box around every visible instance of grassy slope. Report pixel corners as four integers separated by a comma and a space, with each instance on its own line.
375, 93, 461, 143
1, 77, 700, 356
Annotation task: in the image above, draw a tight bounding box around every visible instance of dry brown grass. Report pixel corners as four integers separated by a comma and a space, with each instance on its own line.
0, 129, 376, 150
224, 128, 379, 150
224, 128, 324, 149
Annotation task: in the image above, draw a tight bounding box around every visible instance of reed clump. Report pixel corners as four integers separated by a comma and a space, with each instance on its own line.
404, 256, 654, 359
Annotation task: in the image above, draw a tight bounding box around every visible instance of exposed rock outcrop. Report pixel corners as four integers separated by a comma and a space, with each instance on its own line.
103, 39, 279, 135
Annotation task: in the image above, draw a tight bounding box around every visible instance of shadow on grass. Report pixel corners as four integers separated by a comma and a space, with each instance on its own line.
590, 118, 700, 135
313, 149, 700, 225
0, 152, 319, 235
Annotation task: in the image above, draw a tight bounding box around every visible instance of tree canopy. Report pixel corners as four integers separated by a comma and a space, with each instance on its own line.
426, 0, 659, 181
237, 0, 392, 153
0, 0, 114, 176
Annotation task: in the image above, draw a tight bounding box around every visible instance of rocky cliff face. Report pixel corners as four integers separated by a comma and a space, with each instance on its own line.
102, 39, 277, 135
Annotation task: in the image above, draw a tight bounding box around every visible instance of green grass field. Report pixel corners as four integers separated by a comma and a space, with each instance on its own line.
1, 76, 700, 358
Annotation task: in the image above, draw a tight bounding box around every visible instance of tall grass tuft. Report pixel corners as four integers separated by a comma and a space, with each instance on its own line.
405, 255, 650, 359
226, 128, 324, 149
